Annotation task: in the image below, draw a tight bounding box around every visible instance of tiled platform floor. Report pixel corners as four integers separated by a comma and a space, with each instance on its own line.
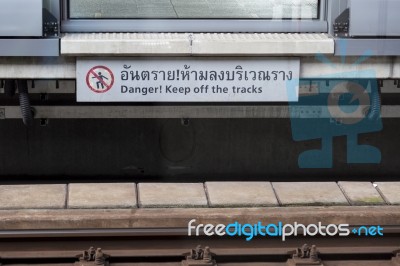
0, 181, 396, 209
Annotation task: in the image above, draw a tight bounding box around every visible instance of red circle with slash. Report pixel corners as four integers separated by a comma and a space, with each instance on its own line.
86, 66, 115, 93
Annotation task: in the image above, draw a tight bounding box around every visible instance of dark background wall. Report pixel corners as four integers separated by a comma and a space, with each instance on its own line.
0, 118, 397, 183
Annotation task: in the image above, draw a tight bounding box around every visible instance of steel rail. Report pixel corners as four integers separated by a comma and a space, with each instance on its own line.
0, 233, 399, 266
1, 226, 400, 238
0, 228, 399, 255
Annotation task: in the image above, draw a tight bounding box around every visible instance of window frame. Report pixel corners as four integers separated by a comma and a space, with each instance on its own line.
61, 0, 327, 33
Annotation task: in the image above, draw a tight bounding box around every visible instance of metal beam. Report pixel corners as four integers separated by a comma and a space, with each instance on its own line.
3, 80, 399, 94
0, 80, 75, 94
0, 39, 59, 57
0, 105, 398, 119
0, 56, 395, 79
61, 20, 328, 33
335, 39, 400, 56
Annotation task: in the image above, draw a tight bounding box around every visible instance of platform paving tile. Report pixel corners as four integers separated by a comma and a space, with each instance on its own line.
138, 183, 208, 208
0, 185, 66, 209
338, 182, 386, 206
68, 183, 137, 209
374, 182, 400, 205
272, 182, 349, 206
205, 182, 278, 207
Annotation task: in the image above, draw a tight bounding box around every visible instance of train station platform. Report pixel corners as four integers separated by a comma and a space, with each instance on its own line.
0, 182, 399, 230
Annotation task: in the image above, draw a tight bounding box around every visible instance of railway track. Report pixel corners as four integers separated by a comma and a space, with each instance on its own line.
0, 228, 399, 266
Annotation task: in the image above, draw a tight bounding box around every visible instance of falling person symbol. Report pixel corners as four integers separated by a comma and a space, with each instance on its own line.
92, 72, 109, 89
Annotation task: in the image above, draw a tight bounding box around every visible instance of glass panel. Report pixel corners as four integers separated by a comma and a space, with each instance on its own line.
69, 0, 319, 19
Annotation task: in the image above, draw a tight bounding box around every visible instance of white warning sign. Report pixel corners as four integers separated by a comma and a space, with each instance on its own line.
77, 57, 300, 102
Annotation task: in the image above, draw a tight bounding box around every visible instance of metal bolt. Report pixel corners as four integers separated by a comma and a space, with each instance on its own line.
88, 247, 96, 261
378, 80, 384, 89
40, 119, 49, 127
310, 245, 319, 262
181, 118, 190, 127
363, 106, 371, 116
94, 248, 105, 265
203, 246, 212, 262
301, 244, 310, 258
40, 93, 48, 101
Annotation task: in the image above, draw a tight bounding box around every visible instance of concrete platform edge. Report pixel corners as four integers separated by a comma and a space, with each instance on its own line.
0, 206, 399, 230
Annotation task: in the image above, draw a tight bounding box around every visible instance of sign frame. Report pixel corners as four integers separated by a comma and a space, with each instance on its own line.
77, 57, 300, 103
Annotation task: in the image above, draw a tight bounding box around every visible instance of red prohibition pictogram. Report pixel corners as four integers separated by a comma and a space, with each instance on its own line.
86, 66, 115, 93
